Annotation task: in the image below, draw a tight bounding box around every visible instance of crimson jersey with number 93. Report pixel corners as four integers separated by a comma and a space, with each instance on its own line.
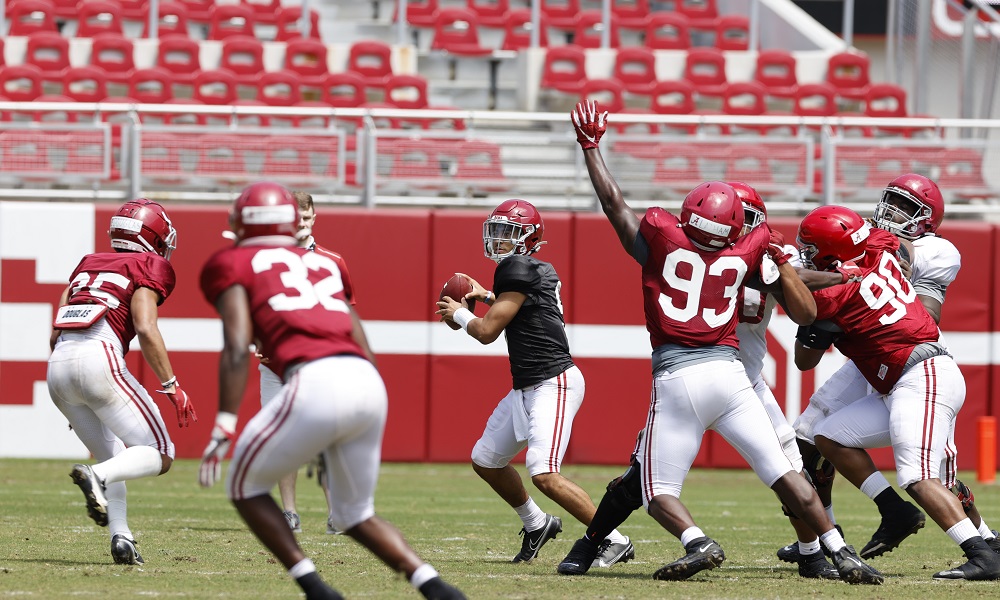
200, 244, 364, 380
639, 208, 769, 349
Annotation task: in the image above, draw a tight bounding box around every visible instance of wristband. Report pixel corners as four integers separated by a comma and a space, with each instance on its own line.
215, 411, 238, 433
484, 291, 493, 304
453, 307, 475, 332
160, 376, 177, 389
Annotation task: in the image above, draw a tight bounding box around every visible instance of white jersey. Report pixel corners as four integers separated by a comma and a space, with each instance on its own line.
736, 246, 800, 379
909, 235, 961, 303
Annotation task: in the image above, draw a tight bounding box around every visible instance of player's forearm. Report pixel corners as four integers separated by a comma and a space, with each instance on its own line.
777, 264, 817, 325
796, 268, 845, 292
584, 150, 640, 253
218, 344, 249, 415
136, 329, 175, 386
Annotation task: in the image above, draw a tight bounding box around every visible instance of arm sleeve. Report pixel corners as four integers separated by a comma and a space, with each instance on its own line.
632, 230, 650, 266
493, 256, 541, 296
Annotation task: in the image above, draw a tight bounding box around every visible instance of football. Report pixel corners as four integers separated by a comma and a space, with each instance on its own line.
439, 274, 475, 330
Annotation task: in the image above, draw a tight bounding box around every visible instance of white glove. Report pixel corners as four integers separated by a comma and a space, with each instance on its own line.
199, 412, 237, 488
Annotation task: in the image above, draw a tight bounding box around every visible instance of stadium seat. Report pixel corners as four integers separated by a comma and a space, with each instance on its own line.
431, 7, 493, 56
258, 70, 300, 106
0, 64, 44, 102
652, 142, 703, 189
384, 73, 429, 109
466, 0, 509, 29
722, 81, 780, 135
275, 5, 322, 41
31, 93, 78, 123
683, 47, 728, 104
540, 45, 587, 94
51, 0, 78, 20
128, 67, 175, 104
754, 49, 797, 99
649, 79, 696, 134
75, 0, 124, 38
715, 15, 749, 51
323, 71, 367, 108
502, 9, 549, 50
541, 0, 579, 31
62, 65, 109, 102
579, 77, 626, 113
826, 50, 871, 102
90, 34, 135, 92
24, 31, 70, 87
116, 0, 146, 21
6, 0, 58, 35
677, 0, 718, 31
613, 0, 651, 31
348, 40, 394, 87
574, 10, 620, 48
139, 132, 186, 184
156, 36, 201, 95
163, 97, 207, 125
240, 0, 280, 26
385, 138, 447, 190
937, 148, 993, 199
220, 35, 265, 96
793, 82, 836, 117
613, 46, 656, 95
196, 134, 247, 181
283, 37, 330, 98
645, 12, 691, 50
393, 0, 439, 29
0, 39, 4, 68
208, 3, 255, 40
455, 140, 509, 192
143, 2, 191, 38
176, 0, 214, 24
864, 82, 907, 118
193, 69, 239, 105
261, 134, 321, 181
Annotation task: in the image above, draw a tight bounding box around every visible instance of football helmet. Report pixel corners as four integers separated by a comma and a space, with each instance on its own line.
797, 205, 870, 271
109, 199, 177, 260
680, 181, 743, 250
229, 181, 300, 243
728, 181, 767, 236
872, 173, 944, 240
483, 199, 545, 262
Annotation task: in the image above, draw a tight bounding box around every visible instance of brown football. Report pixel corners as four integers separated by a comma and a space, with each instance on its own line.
439, 274, 475, 330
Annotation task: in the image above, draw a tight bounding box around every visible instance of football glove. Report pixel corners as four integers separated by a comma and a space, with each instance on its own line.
833, 260, 863, 284
765, 227, 793, 266
571, 99, 608, 150
157, 381, 197, 428
199, 412, 237, 488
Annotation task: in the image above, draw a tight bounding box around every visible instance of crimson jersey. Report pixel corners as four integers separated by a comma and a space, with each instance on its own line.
638, 208, 769, 349
200, 243, 364, 379
812, 228, 941, 394
64, 252, 175, 350
313, 243, 356, 306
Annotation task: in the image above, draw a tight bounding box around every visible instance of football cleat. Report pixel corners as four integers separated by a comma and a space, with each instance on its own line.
933, 539, 1000, 580
777, 524, 843, 563
860, 502, 925, 559
111, 534, 144, 565
512, 514, 562, 563
593, 536, 635, 568
986, 530, 1000, 554
417, 577, 467, 599
652, 536, 725, 581
283, 510, 302, 533
831, 546, 884, 585
797, 550, 840, 580
70, 464, 108, 527
326, 517, 343, 535
557, 538, 601, 575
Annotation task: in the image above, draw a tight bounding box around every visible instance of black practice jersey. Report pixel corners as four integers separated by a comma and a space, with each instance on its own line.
493, 254, 575, 389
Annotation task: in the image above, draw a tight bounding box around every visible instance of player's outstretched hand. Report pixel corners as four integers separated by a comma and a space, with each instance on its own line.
158, 381, 197, 428
199, 412, 236, 488
571, 99, 608, 150
765, 227, 792, 266
834, 260, 863, 284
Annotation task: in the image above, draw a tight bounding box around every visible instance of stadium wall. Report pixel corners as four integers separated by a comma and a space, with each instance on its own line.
0, 202, 995, 471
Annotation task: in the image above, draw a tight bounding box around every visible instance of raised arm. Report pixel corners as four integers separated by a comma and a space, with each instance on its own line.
572, 101, 640, 259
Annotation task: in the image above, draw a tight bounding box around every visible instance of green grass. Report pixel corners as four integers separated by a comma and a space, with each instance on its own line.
2, 459, 999, 598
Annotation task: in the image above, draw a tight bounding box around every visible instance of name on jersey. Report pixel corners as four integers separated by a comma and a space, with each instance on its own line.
54, 303, 108, 329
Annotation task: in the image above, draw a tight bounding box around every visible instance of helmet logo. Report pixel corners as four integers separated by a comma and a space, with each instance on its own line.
241, 204, 296, 225
110, 216, 143, 233
850, 222, 871, 245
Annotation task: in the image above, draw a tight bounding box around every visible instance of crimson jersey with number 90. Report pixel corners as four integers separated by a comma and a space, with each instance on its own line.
639, 208, 769, 349
200, 244, 364, 379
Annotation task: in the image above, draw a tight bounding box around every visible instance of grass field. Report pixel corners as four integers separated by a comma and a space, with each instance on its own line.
2, 459, 1000, 599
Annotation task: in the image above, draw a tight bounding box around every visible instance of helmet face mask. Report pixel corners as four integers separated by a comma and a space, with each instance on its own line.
728, 181, 766, 237
741, 205, 766, 237
109, 199, 177, 260
872, 173, 944, 240
483, 199, 545, 263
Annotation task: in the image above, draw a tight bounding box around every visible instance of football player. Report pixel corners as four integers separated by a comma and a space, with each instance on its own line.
780, 174, 999, 563
257, 190, 356, 536
794, 205, 1000, 580
435, 199, 634, 567
569, 100, 882, 584
50, 199, 197, 566
200, 182, 464, 600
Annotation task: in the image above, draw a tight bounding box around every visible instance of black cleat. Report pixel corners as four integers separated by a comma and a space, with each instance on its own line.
70, 464, 108, 527
111, 534, 144, 565
933, 538, 1000, 580
860, 502, 925, 559
798, 550, 840, 580
652, 536, 725, 581
512, 514, 562, 563
987, 530, 1000, 554
418, 577, 467, 599
557, 537, 601, 575
831, 546, 884, 585
777, 524, 843, 563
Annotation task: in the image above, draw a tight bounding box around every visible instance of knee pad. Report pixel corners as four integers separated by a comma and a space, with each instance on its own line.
951, 480, 975, 514
605, 458, 644, 513
781, 503, 798, 520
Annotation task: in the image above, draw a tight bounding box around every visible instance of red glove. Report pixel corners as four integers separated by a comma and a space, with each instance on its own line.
834, 261, 863, 284
158, 381, 198, 428
765, 227, 792, 266
571, 99, 608, 150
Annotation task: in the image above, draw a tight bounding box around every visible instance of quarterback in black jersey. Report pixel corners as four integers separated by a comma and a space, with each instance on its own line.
435, 199, 635, 568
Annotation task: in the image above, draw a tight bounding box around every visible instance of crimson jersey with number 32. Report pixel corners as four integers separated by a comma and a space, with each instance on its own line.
200, 244, 364, 379
812, 228, 940, 394
638, 208, 769, 349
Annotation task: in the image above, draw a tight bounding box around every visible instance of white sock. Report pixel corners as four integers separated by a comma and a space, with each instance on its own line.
979, 521, 995, 540
288, 558, 316, 579
605, 529, 628, 545
409, 564, 439, 589
93, 446, 163, 484
820, 528, 846, 553
106, 481, 133, 540
680, 526, 706, 548
514, 498, 547, 532
797, 538, 821, 556
859, 472, 892, 500
946, 518, 980, 545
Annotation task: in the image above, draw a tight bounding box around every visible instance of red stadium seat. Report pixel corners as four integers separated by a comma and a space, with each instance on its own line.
431, 7, 493, 56
826, 50, 871, 101
140, 132, 186, 184
677, 0, 718, 31
574, 10, 620, 48
220, 35, 265, 95
384, 74, 429, 109
715, 15, 749, 51
7, 0, 58, 35
240, 0, 280, 25
0, 64, 44, 102
393, 0, 439, 29
937, 148, 994, 199
62, 65, 109, 102
645, 12, 691, 50
579, 77, 625, 113
541, 0, 579, 31
177, 0, 214, 24
613, 46, 656, 95
275, 5, 321, 41
143, 2, 191, 38
193, 68, 239, 105
51, 0, 78, 19
163, 98, 207, 125
117, 0, 146, 20
31, 93, 78, 123
540, 45, 587, 94
721, 81, 782, 135
196, 134, 247, 180
754, 49, 797, 99
208, 3, 255, 40
385, 138, 447, 189
89, 33, 135, 91
128, 67, 175, 104
455, 140, 509, 192
75, 0, 124, 38
156, 36, 201, 94
792, 82, 837, 134
650, 79, 696, 134
348, 40, 394, 86
283, 37, 330, 98
323, 71, 367, 108
683, 47, 728, 103
613, 0, 650, 31
502, 9, 548, 50
258, 70, 300, 106
864, 82, 907, 118
25, 31, 70, 80
466, 0, 509, 29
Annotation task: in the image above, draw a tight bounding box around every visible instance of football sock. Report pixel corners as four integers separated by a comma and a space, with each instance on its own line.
605, 529, 628, 545
797, 538, 821, 556
824, 504, 836, 525
514, 498, 547, 532
860, 472, 892, 501
679, 527, 706, 548
106, 480, 132, 540
979, 521, 995, 540
872, 488, 908, 516
946, 518, 980, 546
820, 528, 847, 554
93, 446, 163, 484
409, 564, 439, 589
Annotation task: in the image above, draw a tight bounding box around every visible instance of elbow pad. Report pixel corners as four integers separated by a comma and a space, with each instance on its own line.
795, 324, 839, 350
